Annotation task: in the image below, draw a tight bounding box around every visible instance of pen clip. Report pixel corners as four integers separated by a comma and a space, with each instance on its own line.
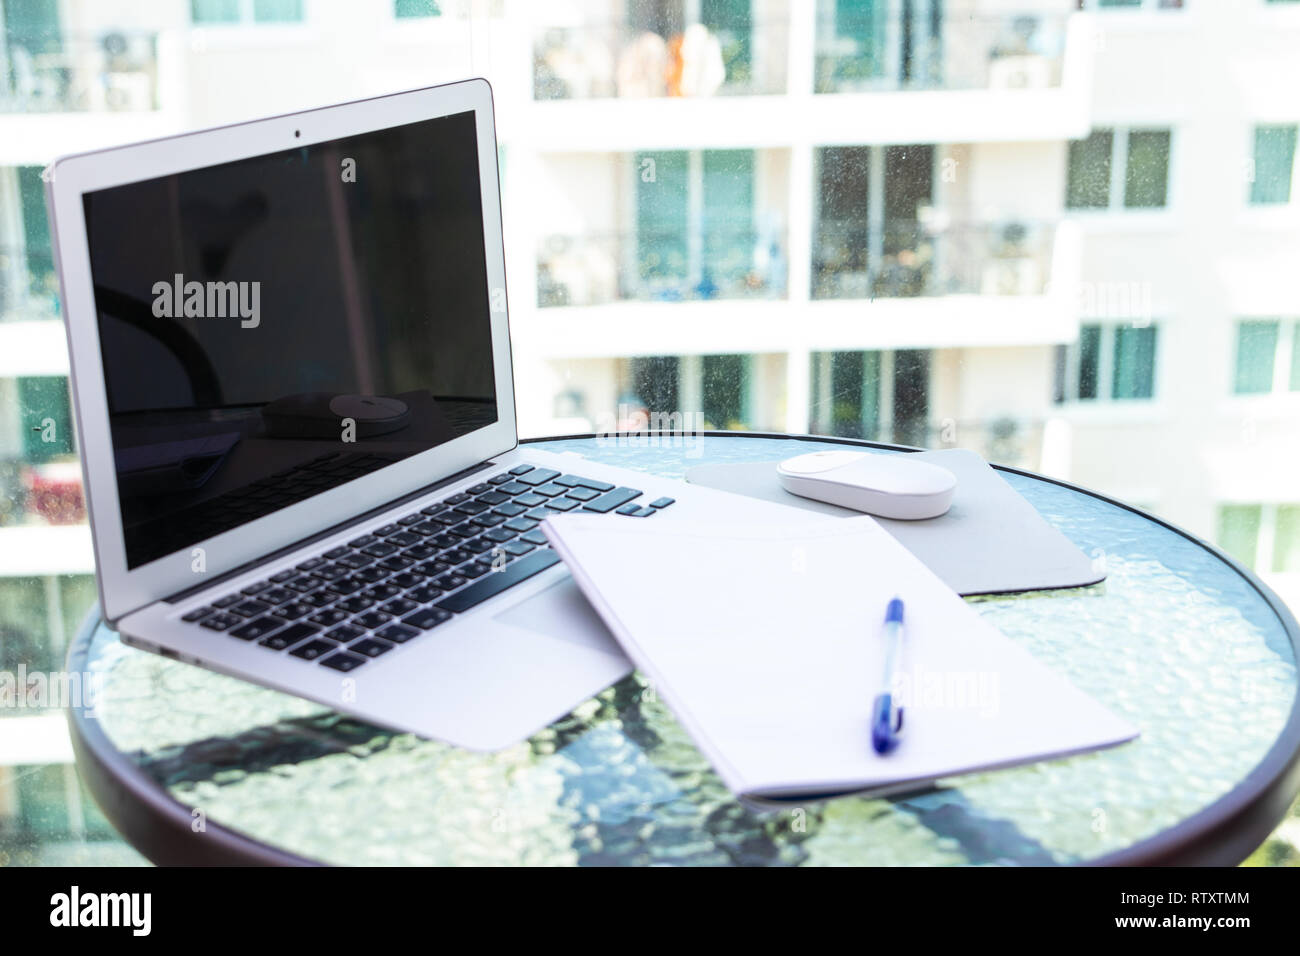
871, 694, 904, 754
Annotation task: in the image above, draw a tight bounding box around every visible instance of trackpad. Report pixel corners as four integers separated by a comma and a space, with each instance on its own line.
494, 577, 628, 657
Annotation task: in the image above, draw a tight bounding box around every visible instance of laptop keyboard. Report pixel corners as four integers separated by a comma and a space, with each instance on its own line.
179, 464, 675, 673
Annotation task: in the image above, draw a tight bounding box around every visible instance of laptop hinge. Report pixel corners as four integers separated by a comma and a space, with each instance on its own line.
162, 459, 495, 604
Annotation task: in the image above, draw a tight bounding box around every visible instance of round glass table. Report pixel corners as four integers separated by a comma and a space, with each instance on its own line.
67, 435, 1300, 865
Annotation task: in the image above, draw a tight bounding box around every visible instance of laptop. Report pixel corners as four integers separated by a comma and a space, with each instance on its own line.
46, 78, 780, 750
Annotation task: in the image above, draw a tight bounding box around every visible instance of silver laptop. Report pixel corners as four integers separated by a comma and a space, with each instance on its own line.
47, 79, 765, 750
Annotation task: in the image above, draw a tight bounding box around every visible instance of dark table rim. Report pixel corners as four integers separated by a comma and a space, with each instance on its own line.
65, 432, 1300, 867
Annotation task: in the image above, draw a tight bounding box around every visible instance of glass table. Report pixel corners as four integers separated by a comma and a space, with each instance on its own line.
66, 435, 1300, 865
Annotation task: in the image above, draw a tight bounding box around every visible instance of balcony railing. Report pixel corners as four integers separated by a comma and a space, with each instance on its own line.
0, 246, 60, 322
534, 18, 787, 100
538, 228, 788, 307
1, 31, 159, 113
812, 220, 1055, 300
815, 10, 1069, 94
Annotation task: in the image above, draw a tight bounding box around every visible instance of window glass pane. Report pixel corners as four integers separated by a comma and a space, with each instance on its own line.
1234, 320, 1279, 394
1077, 324, 1101, 400
814, 146, 870, 298
1124, 129, 1170, 208
1067, 130, 1112, 209
702, 0, 752, 89
191, 0, 240, 23
626, 356, 679, 416
1112, 325, 1157, 399
1291, 321, 1300, 391
395, 0, 441, 17
636, 151, 689, 289
253, 0, 304, 22
701, 354, 747, 428
1275, 505, 1300, 573
1218, 504, 1262, 568
701, 150, 755, 296
17, 376, 75, 462
1251, 125, 1297, 205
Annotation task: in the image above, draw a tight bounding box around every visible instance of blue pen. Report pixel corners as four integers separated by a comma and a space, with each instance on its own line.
871, 597, 906, 755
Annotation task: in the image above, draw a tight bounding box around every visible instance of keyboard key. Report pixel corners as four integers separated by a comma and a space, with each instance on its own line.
326, 624, 366, 644
467, 483, 493, 495
525, 508, 551, 521
240, 581, 271, 596
444, 492, 471, 505
323, 546, 350, 559
403, 607, 452, 630
497, 481, 532, 496
376, 623, 420, 644
259, 622, 319, 651
381, 598, 419, 616
649, 497, 676, 509
616, 503, 641, 515
199, 613, 242, 631
302, 590, 335, 607
398, 514, 425, 526
229, 616, 284, 640
488, 473, 514, 485
287, 575, 322, 592
408, 524, 440, 540
482, 527, 516, 543
387, 531, 419, 547
261, 587, 294, 605
404, 543, 438, 559
516, 493, 547, 507
213, 593, 241, 609
508, 464, 535, 475
435, 550, 562, 613
350, 638, 394, 659
270, 570, 297, 584
430, 512, 461, 527
419, 503, 448, 516
230, 599, 272, 618
503, 517, 538, 533
515, 468, 560, 486
355, 611, 392, 630
297, 557, 327, 571
388, 572, 422, 589
521, 529, 549, 546
575, 477, 614, 492
362, 584, 402, 602
361, 542, 398, 558
310, 608, 349, 626
273, 602, 314, 620
462, 537, 494, 554
553, 474, 583, 487
314, 564, 347, 581
378, 555, 415, 571
453, 500, 491, 516
374, 523, 401, 536
494, 502, 527, 518
503, 541, 536, 556
407, 584, 444, 603
336, 553, 373, 570
461, 562, 491, 579
448, 523, 480, 539
532, 483, 567, 497
321, 652, 367, 672
583, 487, 642, 514
182, 606, 214, 622
433, 573, 469, 591
336, 596, 374, 614
546, 498, 579, 512
291, 639, 338, 661
564, 486, 601, 502
628, 506, 656, 516
348, 534, 377, 549
477, 491, 510, 506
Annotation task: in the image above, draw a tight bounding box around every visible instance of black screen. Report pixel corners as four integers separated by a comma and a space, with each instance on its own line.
82, 110, 499, 568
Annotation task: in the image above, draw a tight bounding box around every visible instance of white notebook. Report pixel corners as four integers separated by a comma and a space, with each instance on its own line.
543, 513, 1138, 799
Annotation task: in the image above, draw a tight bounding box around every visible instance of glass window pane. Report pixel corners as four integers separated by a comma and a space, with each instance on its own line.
395, 0, 441, 17
1250, 125, 1297, 205
18, 376, 75, 462
1124, 129, 1170, 208
1234, 320, 1279, 394
1218, 504, 1262, 569
1067, 130, 1113, 209
701, 150, 755, 296
1274, 505, 1300, 573
253, 0, 303, 22
1112, 325, 1157, 399
1291, 321, 1300, 391
701, 354, 747, 428
1077, 324, 1102, 400
636, 151, 689, 288
191, 0, 240, 23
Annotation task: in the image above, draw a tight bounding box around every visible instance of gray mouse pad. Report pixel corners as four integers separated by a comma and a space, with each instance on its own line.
686, 448, 1103, 596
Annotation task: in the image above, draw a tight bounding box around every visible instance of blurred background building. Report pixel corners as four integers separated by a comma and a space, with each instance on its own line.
0, 0, 1297, 864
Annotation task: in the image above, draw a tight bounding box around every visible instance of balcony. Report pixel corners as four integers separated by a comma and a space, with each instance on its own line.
538, 228, 788, 308
533, 17, 787, 100
815, 8, 1071, 95
813, 220, 1056, 300
1, 31, 159, 113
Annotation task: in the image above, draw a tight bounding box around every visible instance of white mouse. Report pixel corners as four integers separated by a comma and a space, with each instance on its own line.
777, 450, 957, 519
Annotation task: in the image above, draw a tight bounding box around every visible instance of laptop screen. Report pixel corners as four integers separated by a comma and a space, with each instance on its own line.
81, 109, 500, 569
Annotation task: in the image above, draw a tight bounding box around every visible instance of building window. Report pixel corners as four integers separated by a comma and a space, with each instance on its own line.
1218, 503, 1300, 572
395, 0, 441, 17
191, 0, 304, 25
1078, 1, 1184, 9
810, 349, 929, 446
1232, 318, 1300, 394
1249, 124, 1297, 205
1067, 128, 1171, 210
1056, 323, 1159, 402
